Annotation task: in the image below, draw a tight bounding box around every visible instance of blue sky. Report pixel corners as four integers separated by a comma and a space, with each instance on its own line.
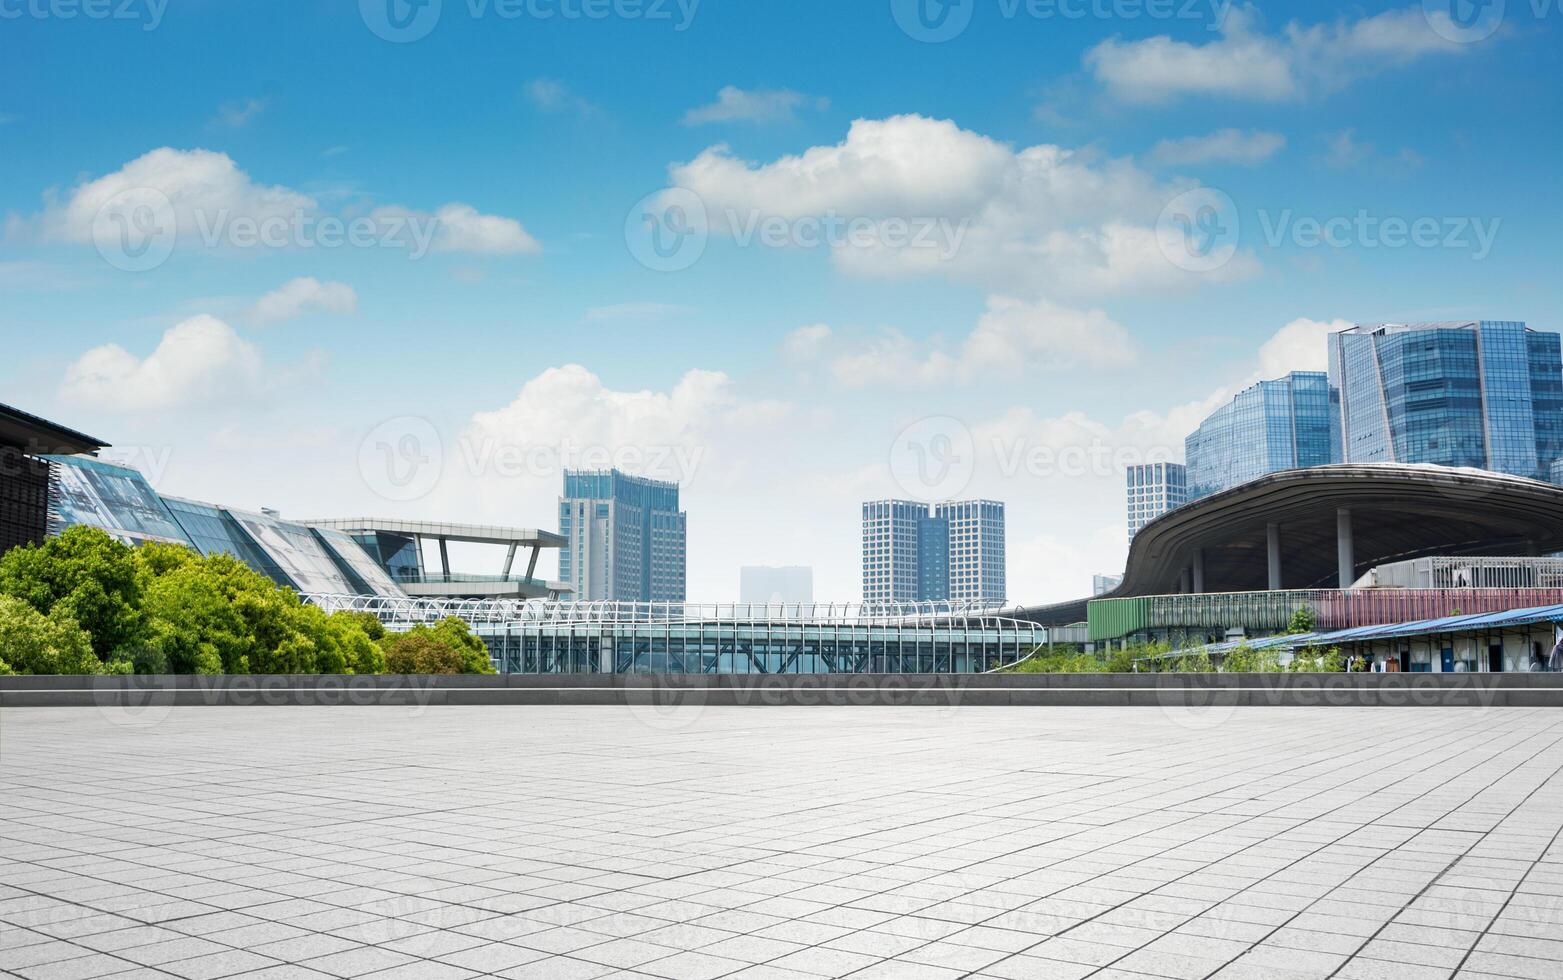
2, 0, 1559, 601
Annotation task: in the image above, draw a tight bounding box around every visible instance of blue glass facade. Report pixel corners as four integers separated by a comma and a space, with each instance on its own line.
559, 470, 687, 601
42, 456, 191, 546
1329, 321, 1563, 479
1184, 372, 1333, 501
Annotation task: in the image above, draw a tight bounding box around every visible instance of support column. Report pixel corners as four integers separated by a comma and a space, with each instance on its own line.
503, 542, 518, 576
1266, 523, 1283, 591
1191, 548, 1205, 594
525, 545, 540, 581
438, 536, 451, 578
1337, 508, 1355, 589
1180, 568, 1192, 594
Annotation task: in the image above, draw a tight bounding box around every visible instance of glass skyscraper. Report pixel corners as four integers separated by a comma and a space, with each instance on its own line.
862, 499, 1005, 604
1126, 462, 1187, 541
559, 470, 687, 602
1185, 372, 1333, 501
1329, 321, 1563, 480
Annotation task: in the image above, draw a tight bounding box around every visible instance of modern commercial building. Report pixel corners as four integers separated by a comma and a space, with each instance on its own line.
862, 499, 1005, 604
739, 566, 813, 605
1185, 372, 1333, 502
0, 403, 106, 555
559, 470, 686, 602
1329, 321, 1563, 480
314, 596, 1047, 675
1126, 462, 1187, 541
303, 519, 566, 600
1092, 573, 1123, 596
38, 453, 567, 601
935, 500, 1006, 603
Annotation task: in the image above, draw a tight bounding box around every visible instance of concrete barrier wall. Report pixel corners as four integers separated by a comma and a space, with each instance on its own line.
4, 673, 1563, 708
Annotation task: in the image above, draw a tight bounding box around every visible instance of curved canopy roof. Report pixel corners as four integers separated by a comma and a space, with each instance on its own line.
1019, 465, 1563, 626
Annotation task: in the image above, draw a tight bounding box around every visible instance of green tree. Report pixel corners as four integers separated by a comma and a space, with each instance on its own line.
382, 618, 494, 674
0, 595, 107, 675
0, 526, 144, 659
1286, 606, 1317, 635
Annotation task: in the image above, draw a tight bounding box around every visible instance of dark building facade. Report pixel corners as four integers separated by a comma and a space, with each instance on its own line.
0, 403, 108, 557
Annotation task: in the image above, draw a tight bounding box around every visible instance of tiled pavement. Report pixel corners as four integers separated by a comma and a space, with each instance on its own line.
1, 706, 1561, 980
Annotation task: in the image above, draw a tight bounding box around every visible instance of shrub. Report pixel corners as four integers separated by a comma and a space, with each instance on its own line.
0, 526, 144, 660
0, 595, 104, 675
383, 632, 467, 674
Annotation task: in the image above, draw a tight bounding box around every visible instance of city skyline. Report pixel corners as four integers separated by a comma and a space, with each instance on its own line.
3, 3, 1559, 603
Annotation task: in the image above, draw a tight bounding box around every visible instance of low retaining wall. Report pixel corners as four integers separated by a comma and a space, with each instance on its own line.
4, 673, 1563, 708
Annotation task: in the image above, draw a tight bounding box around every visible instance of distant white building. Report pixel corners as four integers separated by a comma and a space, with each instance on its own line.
740, 566, 813, 605
1092, 573, 1123, 596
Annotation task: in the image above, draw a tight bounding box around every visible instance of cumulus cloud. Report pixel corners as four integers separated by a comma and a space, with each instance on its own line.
1150, 129, 1285, 167
1085, 5, 1465, 105
14, 148, 540, 257
683, 86, 827, 125
25, 147, 312, 244
668, 114, 1260, 298
60, 315, 267, 412
794, 296, 1136, 388
247, 278, 358, 326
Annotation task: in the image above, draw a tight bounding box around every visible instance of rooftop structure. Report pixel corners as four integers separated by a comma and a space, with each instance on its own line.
303, 518, 567, 600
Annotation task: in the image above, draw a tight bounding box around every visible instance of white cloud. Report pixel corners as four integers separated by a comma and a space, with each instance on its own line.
583, 302, 693, 323
247, 278, 358, 326
27, 147, 313, 244
682, 86, 827, 125
15, 148, 540, 257
794, 297, 1136, 388
782, 324, 832, 361
211, 97, 268, 129
1085, 5, 1465, 105
1254, 317, 1350, 379
1321, 129, 1425, 172
669, 114, 1260, 298
523, 79, 598, 116
429, 203, 541, 255
1150, 129, 1286, 167
60, 315, 267, 412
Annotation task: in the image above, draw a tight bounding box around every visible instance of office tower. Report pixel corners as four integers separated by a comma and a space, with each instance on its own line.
1185, 372, 1333, 501
740, 566, 813, 605
934, 500, 1006, 603
862, 499, 1006, 604
1330, 321, 1563, 480
1093, 573, 1123, 596
1126, 462, 1187, 541
560, 470, 686, 602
